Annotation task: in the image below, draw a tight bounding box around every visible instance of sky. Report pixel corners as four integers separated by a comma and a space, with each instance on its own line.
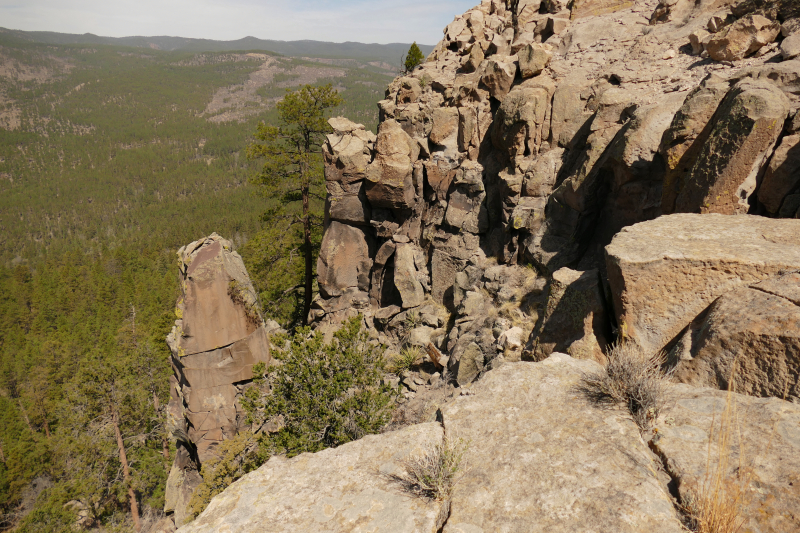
0, 0, 480, 45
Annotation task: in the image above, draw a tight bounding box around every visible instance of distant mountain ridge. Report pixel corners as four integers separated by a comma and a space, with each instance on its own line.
0, 27, 435, 64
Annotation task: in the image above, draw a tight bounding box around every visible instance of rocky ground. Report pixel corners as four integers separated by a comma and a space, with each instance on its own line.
158, 0, 800, 531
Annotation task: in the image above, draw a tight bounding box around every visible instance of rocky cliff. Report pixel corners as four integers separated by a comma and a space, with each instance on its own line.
315, 0, 800, 399
170, 0, 800, 530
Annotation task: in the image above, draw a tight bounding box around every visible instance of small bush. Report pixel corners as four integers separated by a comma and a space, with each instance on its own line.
397, 435, 469, 501
581, 343, 670, 430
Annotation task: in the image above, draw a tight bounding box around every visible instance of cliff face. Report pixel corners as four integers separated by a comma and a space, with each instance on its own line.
315, 0, 800, 376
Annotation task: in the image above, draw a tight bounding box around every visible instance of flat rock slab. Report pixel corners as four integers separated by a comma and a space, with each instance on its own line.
441, 353, 684, 533
606, 214, 800, 356
178, 423, 445, 533
653, 384, 800, 533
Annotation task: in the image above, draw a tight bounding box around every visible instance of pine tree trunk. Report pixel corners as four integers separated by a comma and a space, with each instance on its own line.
112, 406, 141, 531
302, 182, 312, 325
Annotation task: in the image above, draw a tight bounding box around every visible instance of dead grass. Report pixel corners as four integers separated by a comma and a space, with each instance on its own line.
581, 342, 670, 430
396, 434, 469, 501
677, 360, 776, 533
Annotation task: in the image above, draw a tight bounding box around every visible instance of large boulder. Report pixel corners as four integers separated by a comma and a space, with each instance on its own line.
672, 271, 800, 401
672, 79, 790, 215
178, 423, 447, 533
317, 221, 373, 298
605, 214, 800, 356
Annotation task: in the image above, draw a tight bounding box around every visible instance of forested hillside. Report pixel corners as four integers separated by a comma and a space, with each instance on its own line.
0, 29, 394, 531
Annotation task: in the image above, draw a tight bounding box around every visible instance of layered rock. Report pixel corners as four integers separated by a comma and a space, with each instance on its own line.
164, 234, 273, 525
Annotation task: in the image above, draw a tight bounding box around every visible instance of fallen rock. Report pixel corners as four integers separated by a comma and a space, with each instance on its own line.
652, 383, 800, 533
456, 342, 484, 385
606, 214, 800, 356
178, 423, 446, 533
672, 271, 800, 401
518, 43, 552, 79
706, 14, 781, 62
441, 353, 684, 533
673, 79, 790, 215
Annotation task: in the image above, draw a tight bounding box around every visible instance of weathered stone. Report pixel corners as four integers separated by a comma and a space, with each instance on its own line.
442, 353, 684, 533
660, 76, 730, 214
328, 117, 365, 135
782, 31, 800, 59
518, 44, 551, 79
394, 243, 425, 308
429, 107, 460, 156
689, 29, 710, 55
706, 14, 781, 61
431, 249, 467, 307
397, 77, 422, 104
673, 79, 789, 215
522, 147, 564, 197
652, 384, 800, 533
327, 181, 371, 225
531, 268, 609, 363
365, 120, 419, 209
317, 221, 373, 298
463, 44, 485, 73
324, 134, 369, 185
497, 326, 525, 361
758, 134, 800, 214
492, 86, 550, 160
480, 58, 517, 101
606, 214, 800, 356
456, 342, 484, 385
178, 423, 446, 533
671, 271, 800, 401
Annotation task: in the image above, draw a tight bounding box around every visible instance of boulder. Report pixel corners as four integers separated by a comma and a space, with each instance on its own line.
456, 342, 485, 385
652, 384, 800, 533
324, 131, 370, 185
365, 120, 419, 210
441, 354, 684, 533
492, 86, 550, 161
673, 79, 790, 215
317, 221, 373, 298
660, 76, 730, 214
326, 181, 371, 225
394, 243, 425, 308
605, 214, 800, 356
757, 134, 800, 215
706, 14, 781, 61
429, 107, 460, 156
781, 30, 800, 60
530, 268, 609, 363
672, 272, 800, 401
518, 43, 552, 79
178, 423, 446, 533
480, 58, 517, 101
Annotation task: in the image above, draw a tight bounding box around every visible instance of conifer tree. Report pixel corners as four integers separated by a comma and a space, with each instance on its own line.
404, 42, 425, 73
247, 84, 342, 327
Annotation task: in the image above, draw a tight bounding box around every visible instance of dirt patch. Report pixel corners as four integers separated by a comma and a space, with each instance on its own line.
203, 57, 346, 124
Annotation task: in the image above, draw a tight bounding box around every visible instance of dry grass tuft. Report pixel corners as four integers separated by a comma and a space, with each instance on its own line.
581, 342, 670, 430
396, 434, 469, 501
387, 345, 422, 374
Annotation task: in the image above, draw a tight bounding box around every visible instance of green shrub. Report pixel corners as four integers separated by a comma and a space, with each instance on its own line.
249, 316, 394, 455
388, 346, 422, 375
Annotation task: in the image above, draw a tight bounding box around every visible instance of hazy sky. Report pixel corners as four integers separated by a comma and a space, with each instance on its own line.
0, 0, 479, 45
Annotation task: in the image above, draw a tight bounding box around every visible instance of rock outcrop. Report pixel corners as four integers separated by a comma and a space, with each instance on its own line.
179, 353, 800, 533
312, 0, 800, 398
164, 234, 274, 526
